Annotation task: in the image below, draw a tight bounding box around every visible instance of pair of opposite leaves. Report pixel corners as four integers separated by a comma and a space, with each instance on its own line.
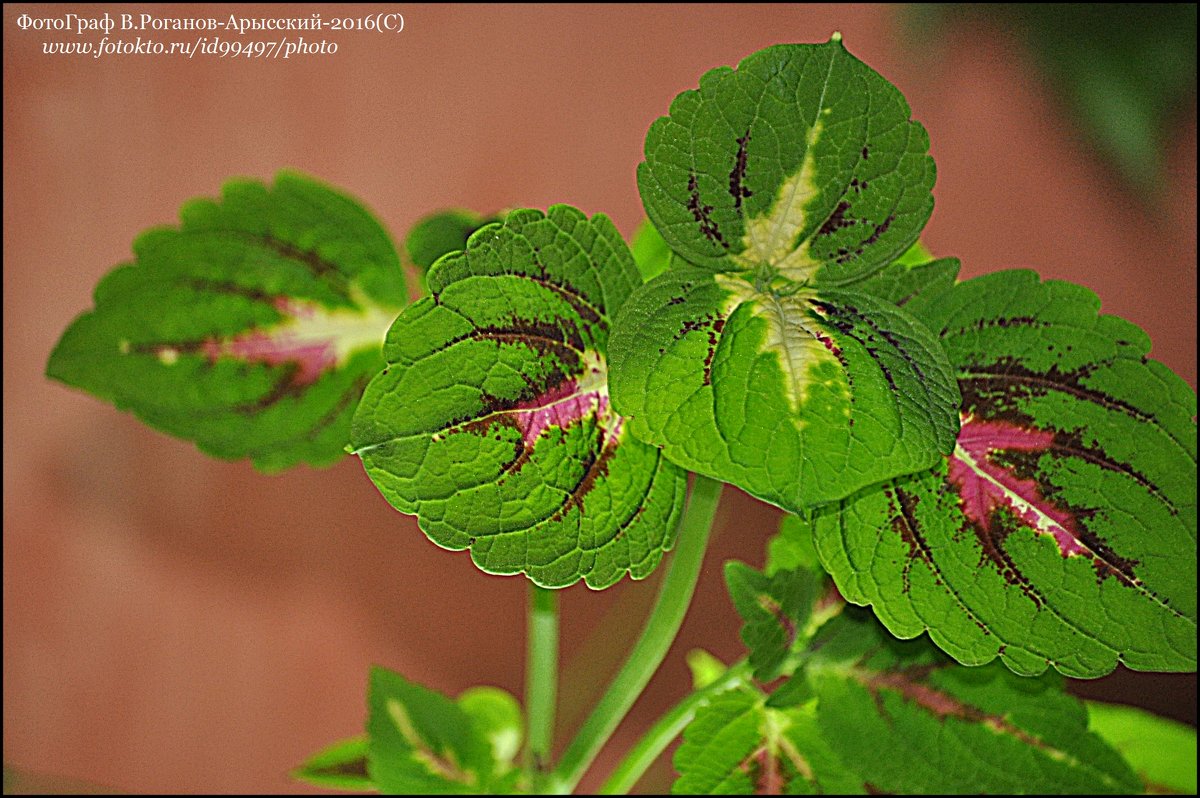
352, 41, 1194, 678
48, 39, 1196, 677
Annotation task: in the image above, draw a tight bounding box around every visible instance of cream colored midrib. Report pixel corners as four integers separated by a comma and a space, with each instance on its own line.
758, 293, 831, 415
736, 51, 837, 281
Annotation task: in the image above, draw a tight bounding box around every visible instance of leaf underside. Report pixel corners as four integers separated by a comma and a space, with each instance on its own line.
46, 171, 406, 472
351, 206, 687, 589
611, 39, 958, 511
815, 270, 1198, 677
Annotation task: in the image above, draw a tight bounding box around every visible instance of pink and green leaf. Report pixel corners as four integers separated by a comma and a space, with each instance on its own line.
814, 270, 1197, 677
350, 206, 687, 589
46, 171, 407, 472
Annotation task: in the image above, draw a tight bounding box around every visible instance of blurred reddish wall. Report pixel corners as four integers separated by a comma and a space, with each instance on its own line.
4, 3, 1195, 793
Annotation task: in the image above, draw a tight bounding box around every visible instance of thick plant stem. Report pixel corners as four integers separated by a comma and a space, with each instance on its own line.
551, 474, 724, 793
527, 584, 559, 793
598, 659, 752, 794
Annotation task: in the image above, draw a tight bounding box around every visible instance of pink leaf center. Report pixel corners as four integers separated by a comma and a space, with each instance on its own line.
947, 416, 1088, 557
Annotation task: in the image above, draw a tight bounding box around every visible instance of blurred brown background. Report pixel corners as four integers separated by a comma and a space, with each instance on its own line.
4, 3, 1195, 794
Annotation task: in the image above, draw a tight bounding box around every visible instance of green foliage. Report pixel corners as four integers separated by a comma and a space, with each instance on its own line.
724, 559, 821, 682
292, 736, 373, 792
1085, 701, 1198, 794
366, 668, 523, 794
629, 219, 673, 281
45, 32, 1198, 798
46, 171, 406, 471
610, 38, 960, 512
802, 610, 1141, 794
908, 4, 1197, 198
638, 37, 933, 280
815, 270, 1198, 677
405, 209, 504, 273
351, 206, 687, 588
671, 687, 860, 795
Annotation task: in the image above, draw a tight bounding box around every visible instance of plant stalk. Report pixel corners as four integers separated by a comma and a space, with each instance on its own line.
527, 584, 559, 793
597, 659, 752, 794
550, 474, 724, 793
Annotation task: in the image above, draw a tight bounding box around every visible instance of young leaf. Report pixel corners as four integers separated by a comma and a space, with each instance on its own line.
767, 514, 823, 576
1085, 701, 1197, 794
686, 648, 728, 690
46, 171, 406, 472
671, 688, 861, 794
350, 206, 688, 589
629, 218, 673, 281
456, 687, 524, 773
292, 736, 374, 792
806, 610, 1142, 794
609, 267, 959, 510
366, 667, 520, 794
724, 560, 821, 682
638, 37, 934, 284
815, 270, 1198, 677
405, 209, 503, 273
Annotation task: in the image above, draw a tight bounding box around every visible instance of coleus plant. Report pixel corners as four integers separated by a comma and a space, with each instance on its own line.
46, 35, 1196, 795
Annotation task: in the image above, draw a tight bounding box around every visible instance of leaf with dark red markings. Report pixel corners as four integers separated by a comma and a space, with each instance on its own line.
350, 206, 687, 588
610, 267, 960, 511
613, 38, 959, 511
46, 171, 407, 472
638, 36, 933, 285
815, 270, 1198, 677
671, 687, 863, 795
725, 560, 822, 682
804, 609, 1141, 794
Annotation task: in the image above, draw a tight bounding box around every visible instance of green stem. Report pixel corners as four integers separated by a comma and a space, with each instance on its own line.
551, 474, 724, 793
598, 659, 752, 794
527, 584, 559, 793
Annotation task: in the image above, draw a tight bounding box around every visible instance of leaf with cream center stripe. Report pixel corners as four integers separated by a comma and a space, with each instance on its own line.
609, 266, 959, 511
614, 37, 956, 509
638, 36, 934, 285
813, 271, 1198, 677
350, 206, 687, 589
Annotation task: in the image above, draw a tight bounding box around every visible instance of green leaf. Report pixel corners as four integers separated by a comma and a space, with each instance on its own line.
292, 736, 375, 792
890, 238, 935, 268
1085, 701, 1197, 794
671, 688, 861, 794
405, 209, 502, 273
767, 514, 822, 576
844, 255, 960, 307
614, 38, 956, 511
638, 37, 934, 285
366, 668, 519, 794
806, 610, 1142, 794
350, 206, 688, 588
672, 690, 761, 794
815, 270, 1197, 677
46, 171, 406, 472
725, 560, 821, 682
686, 648, 728, 690
609, 267, 960, 511
629, 218, 673, 281
457, 687, 524, 773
